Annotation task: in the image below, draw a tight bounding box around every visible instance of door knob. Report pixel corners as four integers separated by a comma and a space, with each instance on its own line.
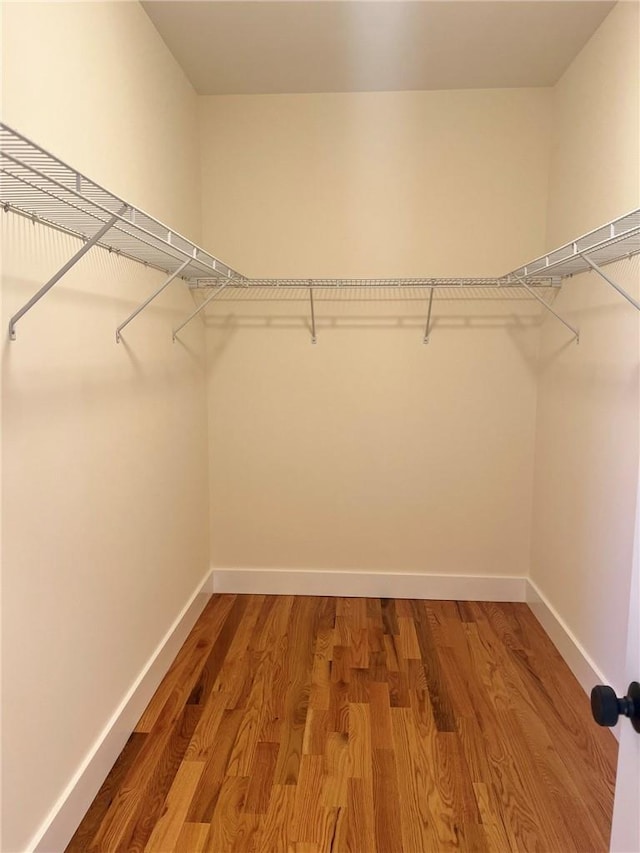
590, 682, 640, 732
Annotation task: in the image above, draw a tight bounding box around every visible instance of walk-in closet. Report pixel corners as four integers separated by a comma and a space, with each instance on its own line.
2, 2, 639, 851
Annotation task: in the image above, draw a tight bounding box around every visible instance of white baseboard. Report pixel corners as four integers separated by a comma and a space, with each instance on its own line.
525, 578, 620, 737
29, 568, 214, 853
212, 568, 528, 601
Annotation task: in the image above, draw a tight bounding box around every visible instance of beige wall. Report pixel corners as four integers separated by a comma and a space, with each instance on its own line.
200, 88, 552, 277
532, 1, 640, 688
1, 3, 209, 851
200, 88, 552, 577
545, 2, 640, 249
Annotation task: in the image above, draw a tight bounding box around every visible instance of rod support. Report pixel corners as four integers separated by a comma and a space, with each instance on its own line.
8, 207, 124, 341
580, 254, 640, 312
309, 286, 317, 344
512, 272, 579, 343
172, 280, 230, 340
116, 259, 190, 343
423, 287, 434, 344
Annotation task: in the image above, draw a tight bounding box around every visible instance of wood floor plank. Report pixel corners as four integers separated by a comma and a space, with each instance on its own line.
126, 705, 203, 853
65, 732, 147, 853
412, 600, 457, 732
174, 822, 210, 853
68, 595, 618, 853
244, 741, 279, 814
346, 776, 376, 853
372, 748, 404, 853
369, 680, 394, 749
348, 702, 372, 779
255, 783, 297, 851
274, 597, 320, 785
184, 689, 229, 761
187, 595, 250, 711
203, 775, 249, 853
89, 701, 201, 851
137, 595, 236, 730
144, 760, 205, 852
391, 706, 451, 852
186, 708, 244, 823
322, 731, 350, 808
292, 754, 325, 844
212, 595, 266, 697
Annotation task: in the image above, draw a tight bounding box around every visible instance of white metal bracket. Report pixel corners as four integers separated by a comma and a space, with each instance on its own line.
8, 208, 125, 340
580, 254, 640, 311
116, 258, 190, 342
172, 280, 230, 341
512, 272, 579, 343
423, 287, 434, 344
309, 287, 317, 344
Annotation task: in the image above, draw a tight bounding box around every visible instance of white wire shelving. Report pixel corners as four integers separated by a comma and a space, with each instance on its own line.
0, 122, 243, 339
1, 121, 639, 344
193, 209, 640, 293
0, 124, 242, 281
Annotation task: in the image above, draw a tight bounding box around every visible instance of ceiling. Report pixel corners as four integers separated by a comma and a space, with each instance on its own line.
142, 1, 615, 95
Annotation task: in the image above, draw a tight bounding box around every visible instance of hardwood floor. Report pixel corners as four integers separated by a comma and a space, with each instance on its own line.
67, 596, 618, 852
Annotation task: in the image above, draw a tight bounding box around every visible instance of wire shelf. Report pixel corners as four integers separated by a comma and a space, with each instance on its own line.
0, 123, 243, 282
193, 212, 640, 293
507, 209, 640, 282
2, 122, 637, 343
191, 277, 557, 291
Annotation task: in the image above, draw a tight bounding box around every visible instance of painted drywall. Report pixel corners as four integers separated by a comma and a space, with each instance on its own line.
199, 88, 552, 576
545, 1, 640, 248
1, 3, 209, 851
199, 89, 552, 278
531, 0, 640, 690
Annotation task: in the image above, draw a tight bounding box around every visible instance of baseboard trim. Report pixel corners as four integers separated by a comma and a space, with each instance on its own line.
212, 568, 528, 601
29, 568, 214, 853
525, 578, 619, 737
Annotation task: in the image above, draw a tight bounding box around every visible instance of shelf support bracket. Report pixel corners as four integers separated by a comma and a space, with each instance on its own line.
579, 254, 640, 311
423, 287, 434, 344
172, 280, 230, 341
309, 287, 317, 344
512, 272, 579, 343
116, 259, 190, 342
8, 209, 124, 340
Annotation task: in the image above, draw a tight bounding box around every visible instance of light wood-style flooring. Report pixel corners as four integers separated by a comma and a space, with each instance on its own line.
67, 595, 618, 852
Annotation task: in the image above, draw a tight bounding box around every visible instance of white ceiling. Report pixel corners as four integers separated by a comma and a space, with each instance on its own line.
142, 1, 615, 95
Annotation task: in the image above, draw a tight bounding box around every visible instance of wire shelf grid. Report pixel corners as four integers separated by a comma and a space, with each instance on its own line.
0, 123, 243, 282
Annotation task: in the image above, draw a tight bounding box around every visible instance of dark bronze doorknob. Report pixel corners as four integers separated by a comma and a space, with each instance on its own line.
591, 682, 640, 733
